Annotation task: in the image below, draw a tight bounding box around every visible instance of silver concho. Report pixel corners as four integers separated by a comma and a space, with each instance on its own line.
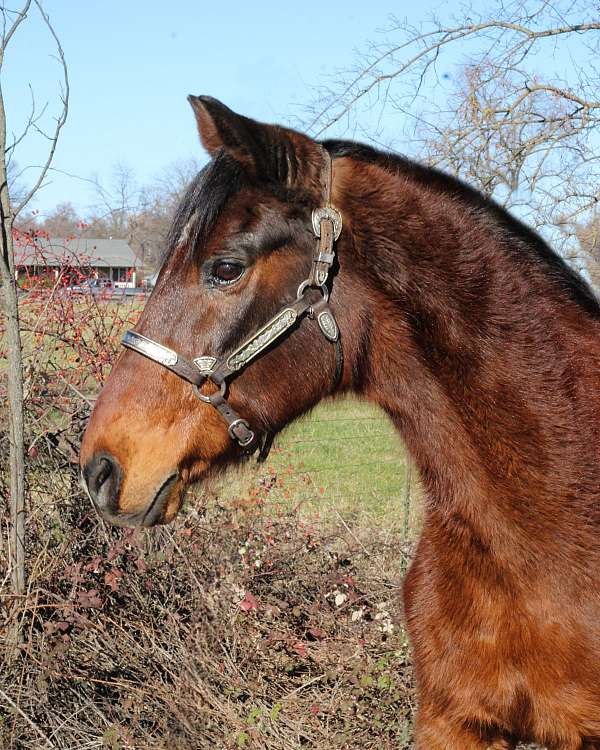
193, 355, 217, 374
317, 310, 339, 342
312, 206, 342, 240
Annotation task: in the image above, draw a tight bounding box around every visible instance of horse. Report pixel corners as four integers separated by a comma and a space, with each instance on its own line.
80, 95, 600, 749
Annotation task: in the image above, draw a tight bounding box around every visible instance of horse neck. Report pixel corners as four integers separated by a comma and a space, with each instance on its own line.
333, 155, 600, 557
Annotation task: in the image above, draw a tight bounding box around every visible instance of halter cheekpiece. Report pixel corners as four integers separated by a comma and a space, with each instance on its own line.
121, 148, 343, 457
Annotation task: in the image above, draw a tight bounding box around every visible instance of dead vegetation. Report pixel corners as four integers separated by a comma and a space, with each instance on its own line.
1, 438, 415, 749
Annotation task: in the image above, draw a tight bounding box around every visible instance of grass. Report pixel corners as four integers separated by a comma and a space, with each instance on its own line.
211, 396, 422, 534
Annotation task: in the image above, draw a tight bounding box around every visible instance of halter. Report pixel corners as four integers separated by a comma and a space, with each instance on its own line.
121, 149, 343, 457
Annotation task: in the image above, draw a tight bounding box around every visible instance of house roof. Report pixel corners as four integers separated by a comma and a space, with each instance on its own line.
15, 237, 138, 268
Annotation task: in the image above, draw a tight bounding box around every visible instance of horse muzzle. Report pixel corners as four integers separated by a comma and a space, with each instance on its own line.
81, 452, 180, 527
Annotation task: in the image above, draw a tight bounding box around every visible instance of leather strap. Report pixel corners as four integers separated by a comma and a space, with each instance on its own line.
308, 150, 341, 287
122, 332, 204, 386
208, 392, 255, 447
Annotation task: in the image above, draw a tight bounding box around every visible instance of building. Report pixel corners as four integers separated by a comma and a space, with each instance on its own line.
14, 236, 139, 288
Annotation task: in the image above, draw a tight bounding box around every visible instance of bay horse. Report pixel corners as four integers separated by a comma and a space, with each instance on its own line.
80, 96, 600, 749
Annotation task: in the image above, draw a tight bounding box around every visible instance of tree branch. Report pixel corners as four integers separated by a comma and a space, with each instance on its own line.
13, 0, 68, 217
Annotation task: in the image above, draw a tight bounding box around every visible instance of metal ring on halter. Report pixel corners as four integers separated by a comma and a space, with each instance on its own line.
192, 379, 227, 403
296, 280, 329, 302
228, 419, 255, 446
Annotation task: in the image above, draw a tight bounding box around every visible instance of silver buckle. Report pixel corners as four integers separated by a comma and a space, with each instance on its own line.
312, 206, 342, 240
228, 419, 255, 447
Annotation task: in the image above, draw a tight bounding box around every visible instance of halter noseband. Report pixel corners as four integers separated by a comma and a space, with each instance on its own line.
121, 148, 343, 457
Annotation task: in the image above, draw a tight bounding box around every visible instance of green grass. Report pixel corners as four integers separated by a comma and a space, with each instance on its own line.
211, 395, 422, 534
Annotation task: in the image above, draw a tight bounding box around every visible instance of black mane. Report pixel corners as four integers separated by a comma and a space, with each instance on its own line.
323, 139, 600, 319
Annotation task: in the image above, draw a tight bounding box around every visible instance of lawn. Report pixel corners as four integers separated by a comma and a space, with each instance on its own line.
210, 395, 422, 535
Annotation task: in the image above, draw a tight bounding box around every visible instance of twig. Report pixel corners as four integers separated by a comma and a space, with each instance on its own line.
283, 672, 327, 699
55, 373, 95, 408
0, 686, 55, 747
13, 0, 69, 217
334, 509, 372, 557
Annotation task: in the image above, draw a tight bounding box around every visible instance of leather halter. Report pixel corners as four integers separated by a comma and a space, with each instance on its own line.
121, 148, 343, 457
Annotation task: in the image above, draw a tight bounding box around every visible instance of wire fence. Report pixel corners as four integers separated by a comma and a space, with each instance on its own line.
212, 396, 422, 537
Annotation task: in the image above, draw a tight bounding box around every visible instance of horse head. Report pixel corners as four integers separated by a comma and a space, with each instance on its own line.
80, 97, 354, 526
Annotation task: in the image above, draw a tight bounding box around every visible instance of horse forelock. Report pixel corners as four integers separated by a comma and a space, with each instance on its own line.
162, 150, 245, 268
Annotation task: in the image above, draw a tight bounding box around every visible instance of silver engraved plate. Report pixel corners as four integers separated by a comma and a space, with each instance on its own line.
122, 331, 178, 366
317, 310, 339, 342
312, 206, 342, 240
227, 308, 298, 370
193, 356, 217, 373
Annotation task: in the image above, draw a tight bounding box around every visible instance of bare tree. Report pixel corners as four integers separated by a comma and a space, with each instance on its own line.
149, 156, 202, 211
89, 162, 139, 239
85, 157, 202, 271
0, 0, 68, 637
577, 215, 600, 288
306, 0, 599, 256
27, 201, 80, 236
132, 157, 202, 270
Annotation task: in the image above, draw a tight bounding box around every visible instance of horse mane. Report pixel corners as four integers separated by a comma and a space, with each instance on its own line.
162, 135, 599, 320
322, 139, 600, 320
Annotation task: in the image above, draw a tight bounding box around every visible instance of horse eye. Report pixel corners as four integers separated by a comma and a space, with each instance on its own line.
211, 261, 244, 285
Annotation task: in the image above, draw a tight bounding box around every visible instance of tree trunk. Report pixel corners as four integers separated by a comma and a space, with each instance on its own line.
0, 72, 26, 630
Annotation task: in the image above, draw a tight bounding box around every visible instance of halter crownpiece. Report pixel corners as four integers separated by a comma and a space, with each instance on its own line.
122, 147, 343, 455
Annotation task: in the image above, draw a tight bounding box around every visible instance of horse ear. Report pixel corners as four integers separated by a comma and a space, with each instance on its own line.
187, 95, 257, 161
187, 95, 323, 188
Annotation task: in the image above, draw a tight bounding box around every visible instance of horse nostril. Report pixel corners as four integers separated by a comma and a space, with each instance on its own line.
83, 454, 121, 513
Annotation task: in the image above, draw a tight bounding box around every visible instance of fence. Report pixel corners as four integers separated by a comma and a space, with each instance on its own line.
212, 396, 420, 537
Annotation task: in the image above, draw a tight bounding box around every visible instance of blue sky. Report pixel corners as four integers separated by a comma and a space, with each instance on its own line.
5, 0, 589, 220
4, 0, 457, 216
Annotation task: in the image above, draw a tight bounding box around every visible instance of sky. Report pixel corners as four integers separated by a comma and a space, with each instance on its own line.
3, 0, 452, 217
3, 0, 589, 221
